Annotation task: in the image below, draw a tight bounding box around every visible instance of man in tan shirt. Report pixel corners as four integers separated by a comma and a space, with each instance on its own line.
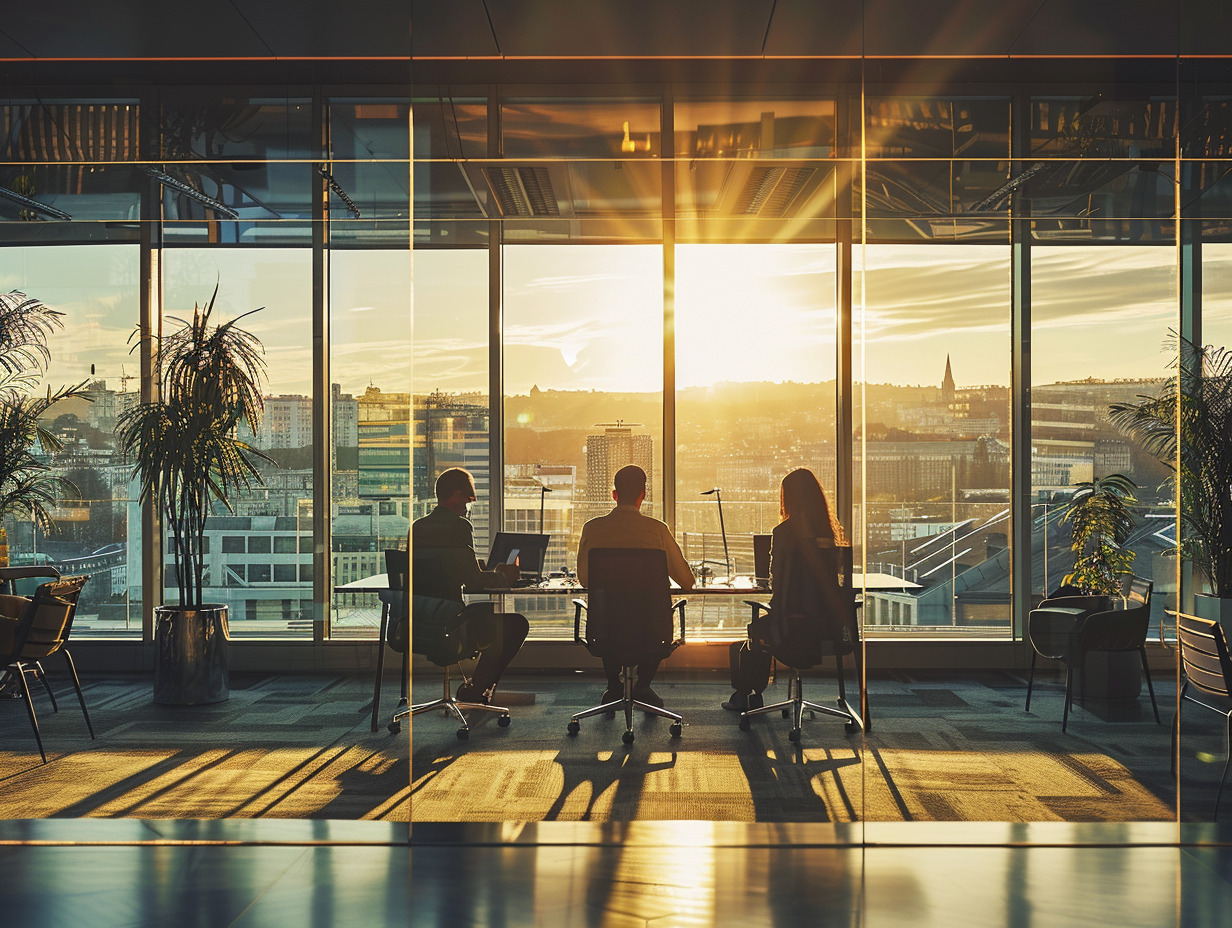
576, 464, 694, 707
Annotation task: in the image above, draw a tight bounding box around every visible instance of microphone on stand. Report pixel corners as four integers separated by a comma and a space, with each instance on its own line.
538, 483, 553, 535
701, 488, 731, 582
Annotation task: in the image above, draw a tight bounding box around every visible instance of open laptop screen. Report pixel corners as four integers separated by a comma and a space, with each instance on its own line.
486, 532, 550, 581
753, 533, 772, 589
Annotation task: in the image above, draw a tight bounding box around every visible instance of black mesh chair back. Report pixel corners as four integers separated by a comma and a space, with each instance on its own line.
568, 547, 686, 744
765, 543, 857, 670
1175, 612, 1232, 818
737, 545, 866, 741
582, 547, 675, 665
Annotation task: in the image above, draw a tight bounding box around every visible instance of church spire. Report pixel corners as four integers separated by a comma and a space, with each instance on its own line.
942, 354, 956, 403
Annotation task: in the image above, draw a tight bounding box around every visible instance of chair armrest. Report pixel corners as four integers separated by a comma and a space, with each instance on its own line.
573, 598, 587, 644
1038, 594, 1109, 614
672, 598, 686, 641
744, 600, 770, 615
1028, 607, 1084, 659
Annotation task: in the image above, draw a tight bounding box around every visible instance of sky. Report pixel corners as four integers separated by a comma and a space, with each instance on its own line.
5, 241, 1231, 401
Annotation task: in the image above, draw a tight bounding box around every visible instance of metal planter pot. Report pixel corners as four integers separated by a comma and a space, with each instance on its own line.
153, 603, 230, 705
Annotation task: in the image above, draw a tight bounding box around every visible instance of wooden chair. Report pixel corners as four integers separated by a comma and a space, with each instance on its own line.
1175, 611, 1232, 819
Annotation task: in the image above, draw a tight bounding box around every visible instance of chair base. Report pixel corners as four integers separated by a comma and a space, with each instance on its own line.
739, 669, 863, 744
389, 665, 510, 740
566, 670, 683, 745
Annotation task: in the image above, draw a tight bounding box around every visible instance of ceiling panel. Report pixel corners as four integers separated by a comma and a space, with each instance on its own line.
1009, 0, 1179, 56
0, 5, 270, 59
484, 0, 776, 58
234, 1, 412, 58
411, 0, 501, 58
763, 0, 865, 57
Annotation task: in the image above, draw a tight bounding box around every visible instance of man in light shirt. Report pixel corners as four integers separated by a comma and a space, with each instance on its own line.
576, 464, 695, 707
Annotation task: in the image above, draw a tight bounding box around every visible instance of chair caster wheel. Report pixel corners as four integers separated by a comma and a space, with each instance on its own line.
498, 715, 511, 728
782, 708, 790, 718
567, 720, 580, 736
739, 717, 750, 732
387, 721, 401, 735
670, 723, 682, 738
605, 710, 616, 720
456, 728, 469, 741
622, 730, 635, 745
845, 721, 860, 735
789, 728, 801, 743
748, 694, 764, 711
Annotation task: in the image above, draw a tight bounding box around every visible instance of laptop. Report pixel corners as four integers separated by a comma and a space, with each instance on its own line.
753, 534, 772, 589
486, 532, 551, 586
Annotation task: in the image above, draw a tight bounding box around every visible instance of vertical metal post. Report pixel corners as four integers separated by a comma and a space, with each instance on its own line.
312, 89, 331, 643
1178, 76, 1199, 616
1010, 91, 1032, 642
488, 87, 503, 551
661, 86, 676, 530
835, 87, 854, 538
139, 90, 163, 647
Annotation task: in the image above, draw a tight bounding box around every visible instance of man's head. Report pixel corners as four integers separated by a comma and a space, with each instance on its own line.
612, 464, 647, 507
436, 467, 477, 514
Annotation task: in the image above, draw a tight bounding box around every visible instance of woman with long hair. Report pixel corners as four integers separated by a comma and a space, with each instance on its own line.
723, 467, 846, 711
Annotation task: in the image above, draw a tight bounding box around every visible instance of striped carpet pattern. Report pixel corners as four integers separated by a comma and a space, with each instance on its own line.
0, 668, 1189, 823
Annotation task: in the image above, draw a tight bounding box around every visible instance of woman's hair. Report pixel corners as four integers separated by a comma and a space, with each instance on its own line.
779, 467, 846, 544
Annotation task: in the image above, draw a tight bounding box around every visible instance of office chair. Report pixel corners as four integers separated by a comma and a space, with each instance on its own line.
1026, 576, 1159, 733
1175, 611, 1232, 820
0, 575, 92, 763
370, 549, 409, 733
568, 547, 685, 745
387, 547, 511, 739
738, 544, 865, 743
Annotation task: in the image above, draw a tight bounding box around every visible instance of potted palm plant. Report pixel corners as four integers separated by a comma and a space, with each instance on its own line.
117, 286, 269, 704
0, 291, 89, 560
1059, 473, 1138, 597
1108, 336, 1232, 627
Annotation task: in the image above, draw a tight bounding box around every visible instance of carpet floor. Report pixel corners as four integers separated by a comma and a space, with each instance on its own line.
0, 667, 1208, 823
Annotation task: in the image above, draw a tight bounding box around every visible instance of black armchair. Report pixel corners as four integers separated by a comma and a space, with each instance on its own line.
1026, 577, 1159, 732
0, 575, 92, 763
567, 548, 685, 745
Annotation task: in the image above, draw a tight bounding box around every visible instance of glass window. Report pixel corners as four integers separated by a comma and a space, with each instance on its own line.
675, 243, 837, 627
328, 248, 412, 638
503, 243, 663, 609
0, 243, 141, 636
248, 536, 271, 554
1031, 245, 1177, 624
164, 248, 314, 638
222, 536, 246, 554
859, 242, 1012, 634
273, 536, 297, 554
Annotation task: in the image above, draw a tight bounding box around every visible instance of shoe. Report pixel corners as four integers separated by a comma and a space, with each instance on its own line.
456, 683, 491, 705
633, 686, 664, 709
722, 691, 749, 711
747, 692, 764, 711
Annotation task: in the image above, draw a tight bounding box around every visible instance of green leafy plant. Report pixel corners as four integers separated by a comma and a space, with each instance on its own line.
1060, 473, 1138, 596
1108, 337, 1232, 597
117, 286, 270, 609
0, 290, 89, 534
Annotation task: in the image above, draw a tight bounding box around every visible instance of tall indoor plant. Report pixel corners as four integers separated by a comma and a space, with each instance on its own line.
118, 286, 269, 703
1108, 336, 1232, 620
1059, 473, 1138, 596
0, 290, 89, 557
